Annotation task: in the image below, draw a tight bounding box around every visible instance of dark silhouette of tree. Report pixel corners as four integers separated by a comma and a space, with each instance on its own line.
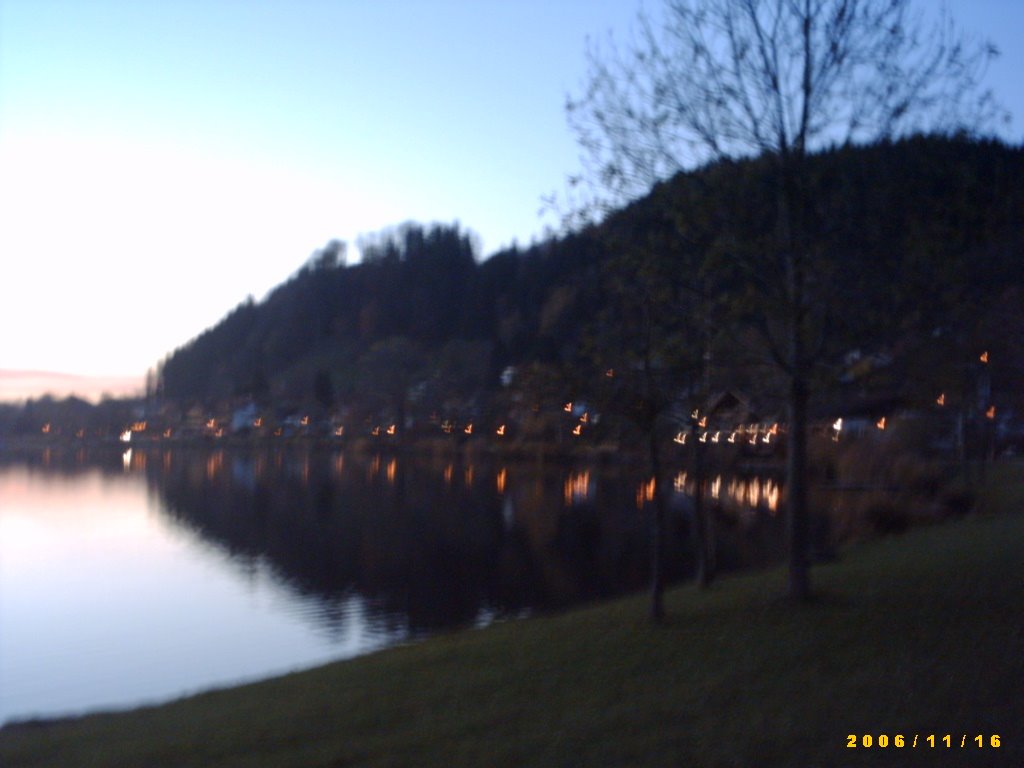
564, 0, 1003, 602
583, 190, 714, 618
357, 336, 426, 432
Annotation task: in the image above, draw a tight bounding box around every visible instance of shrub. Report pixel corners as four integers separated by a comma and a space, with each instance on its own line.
821, 435, 968, 542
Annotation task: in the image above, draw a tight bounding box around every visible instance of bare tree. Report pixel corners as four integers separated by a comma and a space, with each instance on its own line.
564, 0, 1002, 601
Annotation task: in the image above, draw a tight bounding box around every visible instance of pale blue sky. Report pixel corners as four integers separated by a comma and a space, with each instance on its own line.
0, 0, 1021, 400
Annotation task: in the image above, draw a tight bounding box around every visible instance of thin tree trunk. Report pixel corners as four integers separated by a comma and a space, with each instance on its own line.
693, 423, 713, 587
781, 152, 812, 603
787, 370, 811, 601
649, 426, 666, 622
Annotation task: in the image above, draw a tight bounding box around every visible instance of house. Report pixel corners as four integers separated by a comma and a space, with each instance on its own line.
705, 390, 759, 428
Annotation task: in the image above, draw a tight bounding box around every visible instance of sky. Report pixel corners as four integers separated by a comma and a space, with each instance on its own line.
1, 0, 1022, 403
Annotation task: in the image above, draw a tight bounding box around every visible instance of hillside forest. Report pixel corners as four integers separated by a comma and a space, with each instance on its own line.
5, 136, 1024, 454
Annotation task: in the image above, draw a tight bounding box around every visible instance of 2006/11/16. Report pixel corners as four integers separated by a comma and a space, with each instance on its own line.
847, 734, 1001, 748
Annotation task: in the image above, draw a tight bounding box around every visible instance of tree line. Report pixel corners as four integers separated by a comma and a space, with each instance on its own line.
153, 136, 1022, 425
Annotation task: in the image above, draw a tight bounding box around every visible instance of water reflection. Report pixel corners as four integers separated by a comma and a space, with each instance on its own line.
8, 446, 790, 622
672, 471, 782, 515
1, 445, 789, 722
564, 469, 593, 507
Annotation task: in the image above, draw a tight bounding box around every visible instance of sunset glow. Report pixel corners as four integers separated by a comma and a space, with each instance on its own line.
2, 0, 1020, 402
0, 2, 664, 399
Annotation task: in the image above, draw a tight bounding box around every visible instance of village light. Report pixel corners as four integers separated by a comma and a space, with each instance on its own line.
674, 431, 687, 444
936, 393, 946, 406
876, 417, 887, 430
986, 405, 996, 420
496, 424, 506, 436
980, 351, 989, 363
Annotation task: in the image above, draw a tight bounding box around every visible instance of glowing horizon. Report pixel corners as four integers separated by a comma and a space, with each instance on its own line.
0, 0, 1019, 402
0, 370, 144, 404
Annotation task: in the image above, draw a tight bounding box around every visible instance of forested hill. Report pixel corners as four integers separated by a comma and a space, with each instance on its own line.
156, 135, 1024, 423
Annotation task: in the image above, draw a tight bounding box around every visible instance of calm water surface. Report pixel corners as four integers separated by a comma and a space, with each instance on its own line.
0, 445, 785, 724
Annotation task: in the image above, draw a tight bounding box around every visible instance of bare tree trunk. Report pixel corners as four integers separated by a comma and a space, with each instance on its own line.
693, 423, 714, 587
649, 426, 667, 622
781, 150, 813, 603
787, 370, 811, 601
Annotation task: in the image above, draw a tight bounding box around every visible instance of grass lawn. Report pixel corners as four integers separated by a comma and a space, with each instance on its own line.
2, 462, 1021, 767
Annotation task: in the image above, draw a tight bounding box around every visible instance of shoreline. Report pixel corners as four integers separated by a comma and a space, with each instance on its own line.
1, 495, 1020, 766
0, 432, 786, 477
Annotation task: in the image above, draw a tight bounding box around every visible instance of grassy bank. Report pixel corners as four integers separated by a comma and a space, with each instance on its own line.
2, 466, 1022, 768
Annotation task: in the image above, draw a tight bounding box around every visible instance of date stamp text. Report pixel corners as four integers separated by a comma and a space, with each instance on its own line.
846, 734, 1001, 749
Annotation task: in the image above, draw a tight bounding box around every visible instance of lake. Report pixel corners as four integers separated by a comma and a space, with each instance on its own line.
0, 444, 786, 724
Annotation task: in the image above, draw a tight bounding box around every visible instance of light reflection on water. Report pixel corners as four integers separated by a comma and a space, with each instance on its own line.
0, 461, 406, 725
670, 470, 781, 515
0, 447, 786, 725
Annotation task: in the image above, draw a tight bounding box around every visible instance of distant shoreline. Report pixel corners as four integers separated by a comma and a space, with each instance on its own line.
0, 370, 144, 404
0, 431, 639, 466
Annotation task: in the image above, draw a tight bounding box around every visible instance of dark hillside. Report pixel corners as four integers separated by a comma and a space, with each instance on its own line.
156, 136, 1024, 431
